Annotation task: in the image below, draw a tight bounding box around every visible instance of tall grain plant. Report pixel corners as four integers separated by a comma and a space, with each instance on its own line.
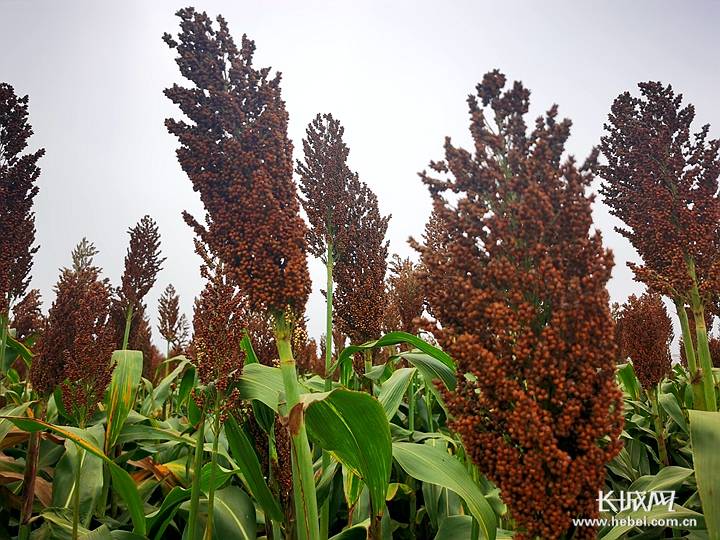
0, 83, 44, 376
295, 113, 383, 536
385, 255, 424, 335
111, 215, 164, 352
598, 82, 720, 411
164, 8, 317, 538
415, 70, 623, 539
157, 283, 189, 373
31, 239, 115, 539
616, 292, 673, 464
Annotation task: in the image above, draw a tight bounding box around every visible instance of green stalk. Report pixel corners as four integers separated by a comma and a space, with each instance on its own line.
275, 311, 320, 540
363, 350, 373, 393
687, 260, 717, 411
408, 377, 415, 433
72, 446, 83, 540
320, 241, 334, 539
188, 410, 206, 540
204, 408, 221, 540
0, 310, 9, 375
19, 403, 42, 540
676, 299, 706, 410
649, 386, 669, 466
122, 304, 134, 350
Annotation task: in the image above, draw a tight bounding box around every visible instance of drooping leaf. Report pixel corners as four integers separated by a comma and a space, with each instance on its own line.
210, 486, 257, 540
2, 416, 146, 536
224, 416, 283, 521
392, 442, 497, 540
378, 367, 416, 420
689, 410, 720, 538
333, 331, 454, 375
105, 350, 143, 452
304, 389, 392, 518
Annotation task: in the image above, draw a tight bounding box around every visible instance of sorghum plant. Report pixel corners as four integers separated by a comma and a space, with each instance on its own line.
31, 239, 115, 538
598, 82, 720, 411
616, 292, 673, 464
416, 71, 623, 539
385, 255, 424, 335
111, 215, 164, 351
11, 288, 43, 343
33, 239, 115, 423
616, 293, 673, 390
0, 83, 44, 371
164, 9, 317, 538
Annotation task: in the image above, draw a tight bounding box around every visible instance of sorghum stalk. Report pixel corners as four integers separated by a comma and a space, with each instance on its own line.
275, 311, 320, 540
19, 403, 42, 540
122, 304, 133, 350
688, 259, 718, 411
320, 240, 334, 540
0, 311, 8, 375
649, 387, 669, 466
204, 402, 221, 540
72, 441, 84, 539
676, 299, 706, 410
188, 410, 206, 540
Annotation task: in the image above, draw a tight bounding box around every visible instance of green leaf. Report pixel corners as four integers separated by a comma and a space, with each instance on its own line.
141, 356, 191, 416
435, 515, 472, 540
105, 350, 143, 452
304, 389, 392, 518
145, 486, 190, 539
689, 410, 720, 538
2, 416, 146, 536
617, 363, 641, 400
377, 367, 416, 420
659, 391, 688, 433
333, 331, 454, 375
224, 416, 283, 522
211, 486, 257, 540
52, 425, 104, 526
0, 401, 31, 443
392, 442, 497, 540
627, 465, 694, 493
398, 351, 456, 391
237, 363, 285, 412
328, 524, 368, 540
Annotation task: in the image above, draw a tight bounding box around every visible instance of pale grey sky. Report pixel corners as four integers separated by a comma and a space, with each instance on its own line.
1, 0, 718, 347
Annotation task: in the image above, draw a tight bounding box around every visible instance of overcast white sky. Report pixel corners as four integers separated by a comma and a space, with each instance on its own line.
1, 0, 718, 347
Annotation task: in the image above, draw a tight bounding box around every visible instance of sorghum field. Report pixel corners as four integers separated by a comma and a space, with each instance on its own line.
1, 5, 719, 540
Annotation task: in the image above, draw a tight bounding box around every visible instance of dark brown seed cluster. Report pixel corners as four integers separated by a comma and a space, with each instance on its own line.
157, 284, 189, 352
31, 240, 115, 424
192, 251, 247, 398
333, 183, 389, 346
297, 113, 364, 260
164, 8, 310, 316
111, 215, 164, 352
385, 256, 424, 334
598, 82, 720, 301
0, 83, 44, 315
416, 70, 623, 539
616, 293, 673, 389
11, 288, 44, 342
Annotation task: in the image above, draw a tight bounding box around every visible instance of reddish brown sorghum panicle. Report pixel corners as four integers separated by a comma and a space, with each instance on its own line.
11, 288, 44, 342
111, 215, 164, 350
598, 82, 720, 301
385, 255, 424, 334
293, 320, 320, 375
157, 284, 190, 351
31, 240, 114, 423
616, 293, 673, 389
333, 182, 389, 346
297, 113, 366, 260
415, 71, 623, 539
0, 83, 44, 315
164, 8, 310, 317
